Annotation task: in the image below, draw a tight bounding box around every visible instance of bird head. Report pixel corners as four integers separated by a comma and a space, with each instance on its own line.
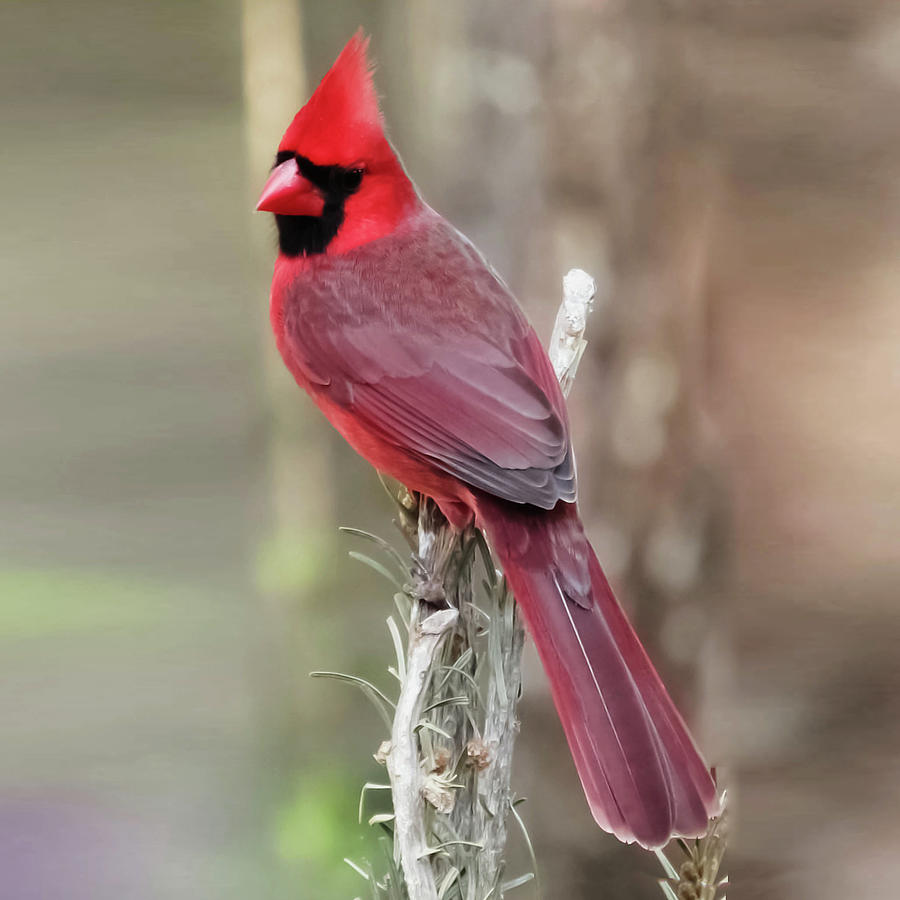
256, 31, 418, 257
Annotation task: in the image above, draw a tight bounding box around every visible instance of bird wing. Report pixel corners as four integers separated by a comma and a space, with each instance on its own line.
279, 215, 576, 509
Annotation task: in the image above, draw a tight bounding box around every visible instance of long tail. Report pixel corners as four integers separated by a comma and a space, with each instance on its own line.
478, 498, 718, 849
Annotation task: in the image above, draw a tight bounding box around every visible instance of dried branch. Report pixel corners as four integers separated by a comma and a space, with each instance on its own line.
550, 268, 597, 397
387, 607, 459, 900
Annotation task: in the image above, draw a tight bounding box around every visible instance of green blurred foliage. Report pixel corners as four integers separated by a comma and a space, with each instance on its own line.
0, 568, 180, 640
256, 529, 334, 598
274, 768, 381, 898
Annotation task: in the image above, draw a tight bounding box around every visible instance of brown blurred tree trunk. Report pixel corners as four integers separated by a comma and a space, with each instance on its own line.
242, 0, 337, 583
545, 0, 729, 734
537, 2, 731, 894
241, 0, 341, 767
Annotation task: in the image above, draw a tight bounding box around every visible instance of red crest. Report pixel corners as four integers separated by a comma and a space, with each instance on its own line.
279, 30, 385, 166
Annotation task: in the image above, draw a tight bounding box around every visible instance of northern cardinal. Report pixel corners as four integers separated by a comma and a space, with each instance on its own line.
257, 32, 718, 849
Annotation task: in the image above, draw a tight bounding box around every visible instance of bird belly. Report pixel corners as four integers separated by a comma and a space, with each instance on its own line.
307, 384, 477, 526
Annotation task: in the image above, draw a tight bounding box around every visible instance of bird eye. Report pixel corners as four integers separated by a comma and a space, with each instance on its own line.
342, 168, 364, 193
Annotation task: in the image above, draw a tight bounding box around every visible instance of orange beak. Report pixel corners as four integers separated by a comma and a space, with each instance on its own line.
256, 158, 325, 216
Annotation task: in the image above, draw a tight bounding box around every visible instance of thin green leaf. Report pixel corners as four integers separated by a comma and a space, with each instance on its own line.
457, 533, 479, 575
377, 834, 405, 900
658, 882, 679, 900
392, 592, 411, 629
437, 661, 481, 700
510, 798, 541, 899
436, 646, 476, 686
349, 551, 405, 590
655, 848, 678, 880
423, 695, 469, 714
474, 530, 497, 588
340, 526, 409, 574
344, 858, 371, 880
358, 783, 392, 824
438, 646, 473, 679
501, 873, 535, 892
488, 604, 509, 708
415, 720, 453, 740
368, 813, 396, 826
309, 671, 395, 731
386, 615, 406, 677
420, 840, 484, 857
437, 866, 461, 899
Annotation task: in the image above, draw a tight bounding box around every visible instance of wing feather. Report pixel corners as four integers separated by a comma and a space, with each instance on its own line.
279, 211, 577, 508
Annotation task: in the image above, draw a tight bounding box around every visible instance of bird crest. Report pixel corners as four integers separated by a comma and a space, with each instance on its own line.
279, 30, 384, 165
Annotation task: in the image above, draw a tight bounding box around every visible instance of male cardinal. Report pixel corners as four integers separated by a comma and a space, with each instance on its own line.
256, 32, 717, 849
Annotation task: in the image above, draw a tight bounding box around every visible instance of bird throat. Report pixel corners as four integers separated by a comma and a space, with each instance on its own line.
272, 152, 358, 257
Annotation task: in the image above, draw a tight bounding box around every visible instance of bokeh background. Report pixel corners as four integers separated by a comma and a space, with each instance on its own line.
3, 1, 899, 897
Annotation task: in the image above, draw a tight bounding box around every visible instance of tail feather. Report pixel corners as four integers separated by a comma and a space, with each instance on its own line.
479, 499, 718, 849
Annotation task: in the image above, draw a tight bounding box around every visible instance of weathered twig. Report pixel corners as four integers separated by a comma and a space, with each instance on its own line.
550, 268, 597, 397
387, 607, 459, 900
656, 799, 728, 900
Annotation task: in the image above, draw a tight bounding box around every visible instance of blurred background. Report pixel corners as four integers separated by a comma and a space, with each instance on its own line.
2, 0, 899, 897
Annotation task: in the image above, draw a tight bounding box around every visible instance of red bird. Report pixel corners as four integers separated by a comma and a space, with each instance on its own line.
257, 33, 718, 849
